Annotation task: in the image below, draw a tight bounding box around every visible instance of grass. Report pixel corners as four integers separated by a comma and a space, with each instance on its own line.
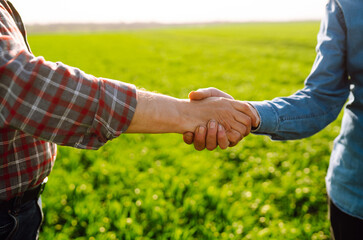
28, 22, 337, 239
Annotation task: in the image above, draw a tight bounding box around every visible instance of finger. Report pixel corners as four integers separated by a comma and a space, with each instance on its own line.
246, 103, 261, 128
218, 112, 251, 141
210, 88, 234, 99
189, 87, 234, 101
188, 89, 212, 101
183, 132, 194, 145
221, 107, 252, 136
226, 129, 243, 147
206, 120, 218, 151
232, 111, 252, 136
193, 126, 207, 151
208, 99, 251, 135
232, 101, 258, 128
217, 124, 229, 149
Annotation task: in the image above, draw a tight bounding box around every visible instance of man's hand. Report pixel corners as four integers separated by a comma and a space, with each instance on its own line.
183, 88, 260, 151
182, 96, 256, 137
183, 120, 230, 150
126, 90, 257, 141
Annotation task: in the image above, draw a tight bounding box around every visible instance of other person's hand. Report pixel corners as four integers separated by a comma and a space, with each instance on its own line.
183, 88, 260, 151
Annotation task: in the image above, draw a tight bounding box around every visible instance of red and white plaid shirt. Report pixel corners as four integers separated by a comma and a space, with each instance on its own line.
0, 1, 137, 200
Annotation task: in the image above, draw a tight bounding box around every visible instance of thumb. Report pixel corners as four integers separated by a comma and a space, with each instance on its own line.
188, 88, 212, 100
189, 87, 234, 100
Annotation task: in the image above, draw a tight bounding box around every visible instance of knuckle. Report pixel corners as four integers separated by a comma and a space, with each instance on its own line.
246, 116, 252, 127
240, 102, 250, 112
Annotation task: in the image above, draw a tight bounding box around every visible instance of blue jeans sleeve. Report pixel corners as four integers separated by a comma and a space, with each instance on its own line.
250, 0, 350, 140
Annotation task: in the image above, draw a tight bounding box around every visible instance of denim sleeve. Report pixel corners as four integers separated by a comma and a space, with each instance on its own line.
250, 0, 350, 140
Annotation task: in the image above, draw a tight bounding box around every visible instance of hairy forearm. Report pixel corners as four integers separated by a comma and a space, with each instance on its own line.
126, 90, 189, 133
126, 90, 252, 135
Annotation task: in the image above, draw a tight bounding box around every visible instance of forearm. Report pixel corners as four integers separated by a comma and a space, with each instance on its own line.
126, 90, 251, 135
126, 90, 189, 133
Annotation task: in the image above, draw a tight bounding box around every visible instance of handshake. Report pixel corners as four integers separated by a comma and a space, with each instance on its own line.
127, 87, 260, 151
182, 87, 260, 150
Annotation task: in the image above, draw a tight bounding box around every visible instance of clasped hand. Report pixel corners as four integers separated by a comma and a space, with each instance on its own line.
183, 88, 259, 151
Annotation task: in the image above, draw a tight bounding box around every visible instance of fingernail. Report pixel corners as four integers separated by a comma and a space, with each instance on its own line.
209, 121, 216, 129
218, 124, 224, 131
199, 126, 206, 134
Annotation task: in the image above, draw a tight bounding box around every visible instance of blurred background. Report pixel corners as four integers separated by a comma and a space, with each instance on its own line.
8, 1, 337, 239
13, 0, 325, 25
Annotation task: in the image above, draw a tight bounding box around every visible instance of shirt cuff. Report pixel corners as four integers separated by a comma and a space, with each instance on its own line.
90, 78, 137, 147
248, 101, 279, 134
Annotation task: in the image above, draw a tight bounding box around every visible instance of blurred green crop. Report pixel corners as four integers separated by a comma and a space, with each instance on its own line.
28, 22, 339, 240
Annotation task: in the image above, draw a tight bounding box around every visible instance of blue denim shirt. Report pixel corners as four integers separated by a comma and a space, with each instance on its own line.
251, 0, 363, 220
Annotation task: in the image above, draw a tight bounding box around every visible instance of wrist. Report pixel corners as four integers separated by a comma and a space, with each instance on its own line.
177, 99, 206, 133
128, 90, 187, 133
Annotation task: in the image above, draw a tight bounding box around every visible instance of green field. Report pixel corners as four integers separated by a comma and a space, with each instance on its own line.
28, 22, 338, 239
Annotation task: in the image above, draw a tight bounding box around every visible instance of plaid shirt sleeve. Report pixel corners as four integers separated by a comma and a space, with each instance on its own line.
0, 1, 137, 200
0, 5, 137, 150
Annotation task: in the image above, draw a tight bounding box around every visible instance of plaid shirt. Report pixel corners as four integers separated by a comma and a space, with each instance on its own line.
0, 1, 137, 200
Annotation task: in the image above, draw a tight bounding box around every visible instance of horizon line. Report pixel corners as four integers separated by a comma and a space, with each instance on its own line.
26, 19, 322, 26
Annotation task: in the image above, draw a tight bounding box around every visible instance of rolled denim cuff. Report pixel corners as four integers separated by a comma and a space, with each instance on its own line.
248, 101, 279, 134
